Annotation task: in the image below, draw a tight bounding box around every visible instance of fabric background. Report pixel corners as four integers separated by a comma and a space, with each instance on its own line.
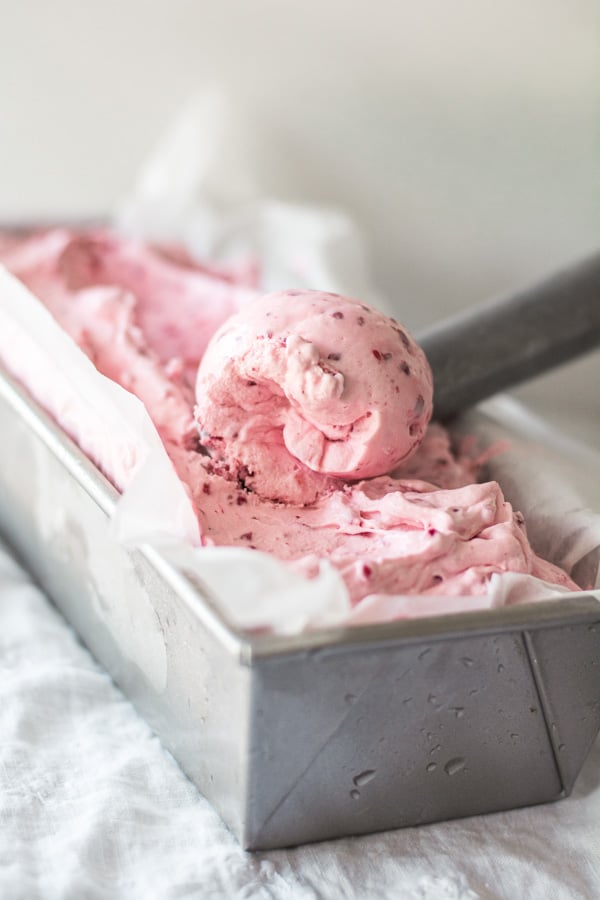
1, 537, 599, 900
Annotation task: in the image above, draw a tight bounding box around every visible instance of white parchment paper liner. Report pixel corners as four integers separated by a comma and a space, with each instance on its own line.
1, 92, 598, 634
118, 91, 389, 314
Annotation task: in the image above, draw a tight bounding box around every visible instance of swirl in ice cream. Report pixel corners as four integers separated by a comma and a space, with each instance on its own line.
195, 291, 433, 503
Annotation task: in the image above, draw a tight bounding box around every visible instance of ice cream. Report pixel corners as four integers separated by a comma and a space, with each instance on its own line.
195, 290, 433, 504
5, 228, 259, 385
0, 228, 579, 618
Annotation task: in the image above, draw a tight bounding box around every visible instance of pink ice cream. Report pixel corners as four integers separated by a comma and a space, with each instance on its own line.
22, 229, 259, 381
0, 228, 579, 617
195, 291, 433, 503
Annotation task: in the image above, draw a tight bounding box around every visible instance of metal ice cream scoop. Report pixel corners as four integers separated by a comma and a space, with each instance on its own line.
417, 251, 600, 421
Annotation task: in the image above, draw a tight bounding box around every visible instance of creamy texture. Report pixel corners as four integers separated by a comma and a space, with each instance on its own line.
196, 291, 433, 503
0, 228, 579, 613
47, 229, 258, 381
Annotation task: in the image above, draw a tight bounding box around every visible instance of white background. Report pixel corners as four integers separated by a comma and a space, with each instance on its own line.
0, 0, 598, 437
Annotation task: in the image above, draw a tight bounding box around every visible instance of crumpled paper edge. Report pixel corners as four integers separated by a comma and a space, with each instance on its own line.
0, 265, 200, 548
117, 90, 390, 313
458, 396, 600, 589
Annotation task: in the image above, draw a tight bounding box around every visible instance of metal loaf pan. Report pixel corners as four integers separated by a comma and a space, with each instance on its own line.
1, 364, 599, 850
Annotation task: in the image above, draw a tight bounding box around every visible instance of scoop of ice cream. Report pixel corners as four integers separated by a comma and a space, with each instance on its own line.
195, 290, 433, 503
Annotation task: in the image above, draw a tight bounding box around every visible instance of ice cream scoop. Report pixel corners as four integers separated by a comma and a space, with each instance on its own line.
195, 290, 433, 503
419, 251, 600, 421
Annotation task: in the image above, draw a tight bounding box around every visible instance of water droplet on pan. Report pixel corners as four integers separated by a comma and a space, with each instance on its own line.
444, 757, 466, 776
426, 762, 437, 773
350, 789, 360, 800
353, 769, 377, 787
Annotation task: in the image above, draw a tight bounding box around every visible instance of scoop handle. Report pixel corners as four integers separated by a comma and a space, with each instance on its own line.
417, 251, 600, 421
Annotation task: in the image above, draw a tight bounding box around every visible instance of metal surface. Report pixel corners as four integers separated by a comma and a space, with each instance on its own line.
418, 251, 600, 421
1, 364, 600, 849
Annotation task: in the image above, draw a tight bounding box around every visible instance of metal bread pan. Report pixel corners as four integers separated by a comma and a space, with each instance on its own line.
0, 364, 599, 849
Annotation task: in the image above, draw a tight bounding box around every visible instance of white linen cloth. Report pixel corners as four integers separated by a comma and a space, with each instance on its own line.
1, 537, 599, 900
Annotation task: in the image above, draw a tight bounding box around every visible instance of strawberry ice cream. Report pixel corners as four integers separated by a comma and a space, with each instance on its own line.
0, 228, 579, 616
195, 290, 432, 503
